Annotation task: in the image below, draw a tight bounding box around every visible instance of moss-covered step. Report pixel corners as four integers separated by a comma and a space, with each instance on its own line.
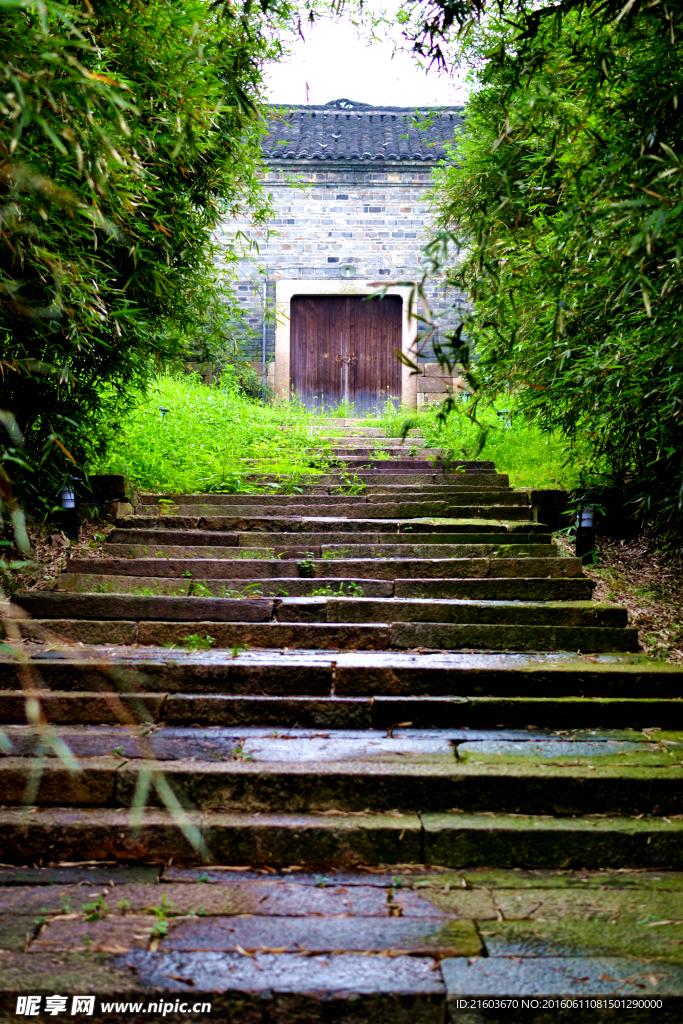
441, 955, 683, 1011
424, 812, 683, 869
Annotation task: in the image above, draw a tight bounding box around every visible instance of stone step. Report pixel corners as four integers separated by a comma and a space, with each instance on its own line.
2, 690, 679, 729
3, 806, 683, 870
2, 651, 678, 696
235, 531, 552, 546
319, 459, 490, 472
120, 511, 536, 532
65, 556, 583, 580
14, 593, 624, 628
137, 490, 523, 507
54, 575, 593, 601
315, 472, 510, 485
15, 618, 639, 652
1, 740, 681, 814
109, 526, 550, 546
116, 514, 539, 534
130, 504, 534, 522
100, 543, 556, 561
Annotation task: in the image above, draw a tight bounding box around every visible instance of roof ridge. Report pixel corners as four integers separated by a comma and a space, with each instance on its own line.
261, 103, 464, 163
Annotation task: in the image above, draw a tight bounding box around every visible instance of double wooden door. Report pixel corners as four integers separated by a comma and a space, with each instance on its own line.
290, 295, 402, 414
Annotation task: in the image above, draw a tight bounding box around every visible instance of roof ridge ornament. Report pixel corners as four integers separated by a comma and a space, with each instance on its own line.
324, 98, 372, 110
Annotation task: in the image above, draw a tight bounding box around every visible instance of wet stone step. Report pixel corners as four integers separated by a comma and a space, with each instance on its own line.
4, 651, 677, 697
3, 725, 672, 761
2, 806, 683, 869
3, 748, 683, 814
3, 691, 683, 730
15, 619, 640, 653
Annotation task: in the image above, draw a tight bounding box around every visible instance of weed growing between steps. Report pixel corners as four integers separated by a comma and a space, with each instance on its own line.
95, 373, 345, 493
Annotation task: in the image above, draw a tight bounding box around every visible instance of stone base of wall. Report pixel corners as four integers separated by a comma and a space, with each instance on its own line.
416, 363, 468, 407
185, 361, 215, 386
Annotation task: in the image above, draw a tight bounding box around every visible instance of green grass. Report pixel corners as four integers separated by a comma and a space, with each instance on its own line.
362, 400, 584, 491
96, 372, 343, 493
97, 372, 582, 494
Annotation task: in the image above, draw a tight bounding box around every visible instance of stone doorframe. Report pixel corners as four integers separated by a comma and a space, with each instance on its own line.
274, 279, 418, 407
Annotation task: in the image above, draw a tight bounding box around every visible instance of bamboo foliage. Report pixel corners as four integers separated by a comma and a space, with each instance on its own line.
408, 0, 683, 524
0, 0, 296, 511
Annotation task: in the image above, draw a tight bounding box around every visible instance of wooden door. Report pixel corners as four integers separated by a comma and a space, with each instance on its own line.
290, 295, 402, 414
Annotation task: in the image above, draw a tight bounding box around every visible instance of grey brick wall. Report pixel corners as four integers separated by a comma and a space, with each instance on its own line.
217, 162, 465, 376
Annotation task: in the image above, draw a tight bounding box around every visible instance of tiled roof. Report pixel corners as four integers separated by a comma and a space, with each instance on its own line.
261, 98, 463, 163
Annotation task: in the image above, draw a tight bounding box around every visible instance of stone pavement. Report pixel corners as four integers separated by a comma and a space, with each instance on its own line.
3, 422, 683, 1021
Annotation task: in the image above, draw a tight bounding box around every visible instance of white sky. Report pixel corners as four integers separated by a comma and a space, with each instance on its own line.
264, 16, 468, 108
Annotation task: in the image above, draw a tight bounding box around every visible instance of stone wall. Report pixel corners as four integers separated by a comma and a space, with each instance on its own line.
218, 162, 465, 387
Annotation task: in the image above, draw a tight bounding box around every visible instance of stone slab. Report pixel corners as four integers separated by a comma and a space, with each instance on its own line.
0, 865, 161, 886
391, 622, 640, 654
161, 914, 481, 957
109, 529, 240, 545
65, 556, 584, 581
0, 914, 37, 951
0, 808, 423, 867
112, 949, 446, 1022
442, 953, 683, 998
325, 598, 625, 628
136, 621, 391, 650
0, 691, 165, 725
32, 915, 154, 952
55, 574, 192, 595
394, 578, 595, 600
116, 756, 683, 815
14, 594, 276, 622
165, 695, 373, 728
15, 620, 137, 644
0, 756, 121, 806
423, 813, 683, 869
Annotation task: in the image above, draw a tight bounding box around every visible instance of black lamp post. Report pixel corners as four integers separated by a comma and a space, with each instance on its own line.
575, 505, 596, 563
59, 477, 80, 540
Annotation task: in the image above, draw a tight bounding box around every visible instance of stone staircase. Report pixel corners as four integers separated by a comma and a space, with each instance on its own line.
3, 422, 683, 1020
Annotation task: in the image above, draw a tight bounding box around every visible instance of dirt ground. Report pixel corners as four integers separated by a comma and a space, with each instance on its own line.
557, 532, 683, 663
